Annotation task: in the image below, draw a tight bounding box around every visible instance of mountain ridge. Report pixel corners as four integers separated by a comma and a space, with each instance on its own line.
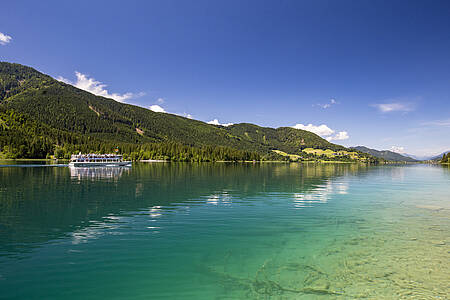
0, 62, 377, 162
350, 146, 418, 162
429, 150, 450, 161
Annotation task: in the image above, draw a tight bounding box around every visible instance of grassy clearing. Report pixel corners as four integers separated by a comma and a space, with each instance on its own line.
271, 148, 369, 162
272, 150, 302, 161
302, 148, 366, 161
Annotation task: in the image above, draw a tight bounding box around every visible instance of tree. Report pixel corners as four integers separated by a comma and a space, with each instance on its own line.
441, 153, 449, 164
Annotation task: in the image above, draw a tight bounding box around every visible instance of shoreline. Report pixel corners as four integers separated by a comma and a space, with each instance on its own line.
0, 159, 432, 165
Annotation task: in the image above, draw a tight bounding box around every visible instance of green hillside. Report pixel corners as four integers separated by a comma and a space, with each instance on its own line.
350, 146, 417, 162
0, 62, 378, 162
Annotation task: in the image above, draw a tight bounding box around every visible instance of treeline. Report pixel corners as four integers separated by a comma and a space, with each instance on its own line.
0, 62, 351, 155
441, 153, 450, 164
54, 142, 260, 162
122, 143, 260, 162
0, 62, 380, 163
0, 109, 260, 161
0, 108, 376, 163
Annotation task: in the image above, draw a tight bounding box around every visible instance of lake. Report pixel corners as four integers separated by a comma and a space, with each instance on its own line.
0, 163, 449, 299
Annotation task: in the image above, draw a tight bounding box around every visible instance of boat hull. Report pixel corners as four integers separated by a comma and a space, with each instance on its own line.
68, 161, 132, 167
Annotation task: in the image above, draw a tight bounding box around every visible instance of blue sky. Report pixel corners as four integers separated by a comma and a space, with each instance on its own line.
1, 0, 449, 156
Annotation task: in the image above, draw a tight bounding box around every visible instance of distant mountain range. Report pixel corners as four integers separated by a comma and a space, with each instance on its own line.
0, 62, 379, 162
350, 146, 418, 162
352, 147, 450, 162
400, 151, 450, 161
402, 153, 427, 160
429, 151, 450, 161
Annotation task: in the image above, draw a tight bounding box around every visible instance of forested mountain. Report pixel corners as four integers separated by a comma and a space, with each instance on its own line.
351, 146, 417, 162
0, 62, 376, 162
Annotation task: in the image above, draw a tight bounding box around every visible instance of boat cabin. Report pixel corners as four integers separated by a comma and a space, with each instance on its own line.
70, 153, 123, 163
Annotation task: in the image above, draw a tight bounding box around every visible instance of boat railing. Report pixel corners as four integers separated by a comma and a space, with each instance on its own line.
70, 154, 124, 163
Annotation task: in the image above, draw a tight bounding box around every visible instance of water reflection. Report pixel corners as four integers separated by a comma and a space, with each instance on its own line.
1, 163, 449, 299
70, 214, 125, 244
0, 163, 370, 256
70, 166, 131, 181
206, 192, 233, 205
389, 166, 406, 181
149, 205, 163, 218
292, 180, 349, 208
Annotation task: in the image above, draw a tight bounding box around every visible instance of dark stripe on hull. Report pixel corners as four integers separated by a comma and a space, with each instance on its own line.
69, 162, 132, 167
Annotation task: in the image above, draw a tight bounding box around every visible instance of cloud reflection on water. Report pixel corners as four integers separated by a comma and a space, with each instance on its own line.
293, 180, 348, 209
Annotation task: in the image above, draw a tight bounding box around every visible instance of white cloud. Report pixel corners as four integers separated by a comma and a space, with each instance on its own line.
157, 98, 165, 104
149, 105, 166, 113
316, 98, 338, 109
57, 71, 143, 102
0, 32, 12, 45
293, 123, 350, 142
135, 92, 146, 97
56, 76, 70, 84
390, 146, 406, 153
207, 119, 234, 127
292, 123, 334, 136
372, 102, 414, 113
422, 119, 450, 127
148, 102, 193, 119
326, 131, 349, 141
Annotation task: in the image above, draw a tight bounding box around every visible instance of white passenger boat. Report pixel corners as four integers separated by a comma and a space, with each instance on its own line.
69, 153, 132, 167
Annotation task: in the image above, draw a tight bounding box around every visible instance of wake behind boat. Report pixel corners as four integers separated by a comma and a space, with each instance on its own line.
69, 153, 132, 167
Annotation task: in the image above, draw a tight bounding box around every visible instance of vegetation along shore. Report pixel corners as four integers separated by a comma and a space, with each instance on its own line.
0, 62, 381, 163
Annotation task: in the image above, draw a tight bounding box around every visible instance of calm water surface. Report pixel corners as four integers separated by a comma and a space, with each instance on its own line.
0, 163, 449, 299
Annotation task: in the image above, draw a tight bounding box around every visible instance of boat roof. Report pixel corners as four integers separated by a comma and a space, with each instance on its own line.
71, 153, 123, 157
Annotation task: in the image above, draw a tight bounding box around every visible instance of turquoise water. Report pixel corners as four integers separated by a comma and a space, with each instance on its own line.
0, 163, 449, 299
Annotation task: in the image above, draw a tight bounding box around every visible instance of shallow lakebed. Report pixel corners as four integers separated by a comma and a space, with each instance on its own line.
0, 163, 449, 299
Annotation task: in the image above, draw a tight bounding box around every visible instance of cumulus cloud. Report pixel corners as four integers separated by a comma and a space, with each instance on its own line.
316, 98, 338, 109
57, 71, 143, 102
390, 146, 406, 153
292, 124, 334, 136
326, 131, 349, 141
292, 123, 349, 142
148, 104, 193, 119
0, 32, 12, 45
149, 105, 166, 113
148, 102, 193, 119
207, 119, 234, 127
372, 102, 414, 113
